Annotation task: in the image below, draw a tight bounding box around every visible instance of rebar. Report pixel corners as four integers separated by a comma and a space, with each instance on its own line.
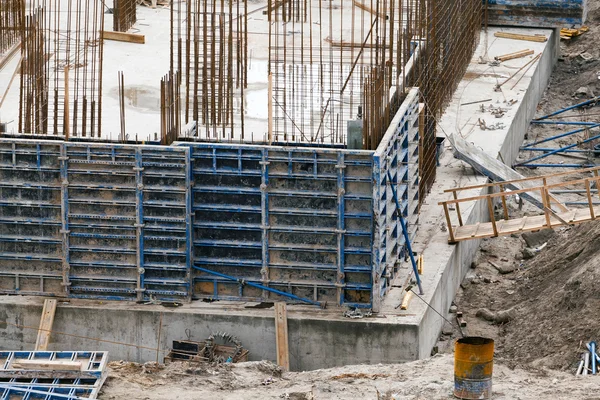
160, 70, 181, 145
170, 0, 247, 140
0, 0, 23, 57
19, 0, 104, 138
113, 0, 137, 32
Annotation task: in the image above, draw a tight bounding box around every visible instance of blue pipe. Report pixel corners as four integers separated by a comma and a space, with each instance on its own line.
192, 265, 323, 307
386, 170, 423, 295
587, 342, 600, 365
535, 96, 600, 121
531, 121, 598, 126
592, 342, 597, 375
518, 163, 596, 168
516, 132, 600, 166
520, 148, 598, 154
521, 124, 600, 149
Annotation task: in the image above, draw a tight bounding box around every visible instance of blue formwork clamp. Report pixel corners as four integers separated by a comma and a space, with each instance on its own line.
386, 170, 424, 295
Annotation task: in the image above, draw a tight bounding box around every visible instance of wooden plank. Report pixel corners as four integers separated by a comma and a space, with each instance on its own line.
452, 205, 600, 242
494, 32, 547, 43
35, 299, 57, 351
544, 207, 570, 227
444, 165, 600, 194
100, 30, 145, 44
12, 360, 82, 371
274, 302, 289, 371
494, 49, 534, 62
352, 0, 388, 19
400, 291, 413, 310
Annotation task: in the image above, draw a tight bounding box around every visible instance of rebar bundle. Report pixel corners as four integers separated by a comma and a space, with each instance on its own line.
113, 0, 137, 32
412, 0, 483, 197
160, 70, 181, 145
19, 0, 105, 138
19, 9, 48, 134
170, 0, 248, 139
268, 0, 393, 145
0, 0, 23, 56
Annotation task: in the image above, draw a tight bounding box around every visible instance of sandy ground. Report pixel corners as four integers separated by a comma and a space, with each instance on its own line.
100, 355, 600, 400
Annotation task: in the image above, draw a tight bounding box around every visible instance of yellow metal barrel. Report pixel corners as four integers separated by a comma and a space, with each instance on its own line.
454, 337, 494, 399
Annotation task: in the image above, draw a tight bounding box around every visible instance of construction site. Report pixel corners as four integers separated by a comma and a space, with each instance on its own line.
0, 0, 600, 398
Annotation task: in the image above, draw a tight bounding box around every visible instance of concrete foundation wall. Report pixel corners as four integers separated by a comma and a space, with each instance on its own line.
0, 297, 419, 371
415, 28, 558, 359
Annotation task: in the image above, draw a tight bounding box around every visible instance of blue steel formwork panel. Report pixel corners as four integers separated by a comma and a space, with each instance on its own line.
0, 141, 64, 295
0, 351, 108, 399
0, 140, 192, 302
487, 0, 588, 28
372, 88, 420, 310
0, 89, 420, 310
185, 144, 375, 308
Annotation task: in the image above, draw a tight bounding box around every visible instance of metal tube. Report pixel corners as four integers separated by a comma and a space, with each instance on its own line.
586, 342, 600, 364
530, 121, 598, 126
576, 357, 584, 375
584, 352, 590, 375
517, 163, 597, 169
591, 342, 597, 375
516, 132, 600, 166
192, 265, 322, 307
521, 124, 600, 149
387, 170, 423, 295
535, 96, 600, 121
520, 148, 598, 154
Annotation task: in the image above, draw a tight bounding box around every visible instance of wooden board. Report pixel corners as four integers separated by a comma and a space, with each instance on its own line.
274, 302, 290, 371
35, 299, 57, 351
450, 206, 600, 243
450, 134, 567, 212
12, 360, 82, 372
100, 30, 145, 44
494, 32, 547, 43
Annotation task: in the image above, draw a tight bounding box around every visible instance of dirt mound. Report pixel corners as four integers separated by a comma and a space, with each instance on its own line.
499, 222, 600, 369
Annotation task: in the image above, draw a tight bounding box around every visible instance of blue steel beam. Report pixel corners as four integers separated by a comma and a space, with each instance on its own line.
535, 96, 600, 121
521, 124, 600, 149
387, 170, 423, 295
516, 132, 600, 166
192, 265, 322, 307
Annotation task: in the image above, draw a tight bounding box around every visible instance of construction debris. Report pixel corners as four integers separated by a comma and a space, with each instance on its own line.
560, 26, 589, 40
165, 332, 249, 364
576, 342, 600, 375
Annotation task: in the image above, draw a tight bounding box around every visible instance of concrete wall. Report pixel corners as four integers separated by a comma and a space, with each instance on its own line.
415, 28, 558, 359
0, 297, 420, 371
